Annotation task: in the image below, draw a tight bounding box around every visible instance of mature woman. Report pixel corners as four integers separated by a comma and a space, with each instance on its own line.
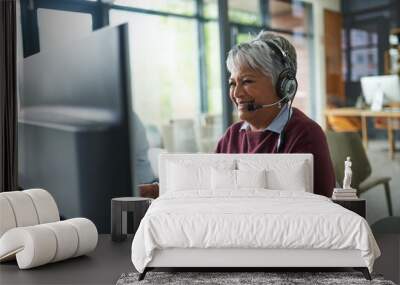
215, 31, 335, 197
139, 31, 335, 198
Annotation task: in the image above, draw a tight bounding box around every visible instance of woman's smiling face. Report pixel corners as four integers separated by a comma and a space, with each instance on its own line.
228, 66, 281, 123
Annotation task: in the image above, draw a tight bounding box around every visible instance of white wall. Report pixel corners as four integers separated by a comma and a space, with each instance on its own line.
302, 0, 341, 127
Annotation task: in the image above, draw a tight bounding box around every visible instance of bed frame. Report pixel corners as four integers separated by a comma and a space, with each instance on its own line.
139, 248, 371, 280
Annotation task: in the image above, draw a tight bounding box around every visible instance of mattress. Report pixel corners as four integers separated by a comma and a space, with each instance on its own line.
131, 190, 380, 273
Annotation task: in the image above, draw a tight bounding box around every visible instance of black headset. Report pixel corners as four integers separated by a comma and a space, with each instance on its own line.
263, 39, 298, 103
263, 39, 298, 153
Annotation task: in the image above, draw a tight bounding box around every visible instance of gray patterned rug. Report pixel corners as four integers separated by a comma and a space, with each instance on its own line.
116, 271, 396, 285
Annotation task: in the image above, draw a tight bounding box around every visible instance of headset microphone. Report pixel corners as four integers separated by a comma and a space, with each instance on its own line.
244, 93, 293, 112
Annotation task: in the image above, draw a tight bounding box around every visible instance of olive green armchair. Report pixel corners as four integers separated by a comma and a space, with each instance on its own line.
326, 131, 393, 216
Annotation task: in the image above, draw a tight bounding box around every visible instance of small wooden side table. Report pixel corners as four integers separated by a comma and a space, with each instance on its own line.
111, 197, 152, 242
332, 199, 366, 218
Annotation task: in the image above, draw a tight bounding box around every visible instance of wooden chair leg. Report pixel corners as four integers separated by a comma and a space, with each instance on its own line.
361, 116, 368, 149
354, 267, 371, 280
384, 182, 393, 216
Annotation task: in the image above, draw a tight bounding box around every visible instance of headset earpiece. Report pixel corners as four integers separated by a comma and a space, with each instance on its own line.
264, 40, 298, 101
276, 69, 298, 103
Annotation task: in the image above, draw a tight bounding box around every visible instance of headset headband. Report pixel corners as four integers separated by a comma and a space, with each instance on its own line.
263, 39, 294, 73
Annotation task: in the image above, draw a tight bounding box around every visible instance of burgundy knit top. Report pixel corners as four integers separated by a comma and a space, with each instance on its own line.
215, 108, 335, 197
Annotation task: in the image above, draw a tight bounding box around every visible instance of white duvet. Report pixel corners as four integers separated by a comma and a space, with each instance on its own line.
131, 190, 380, 273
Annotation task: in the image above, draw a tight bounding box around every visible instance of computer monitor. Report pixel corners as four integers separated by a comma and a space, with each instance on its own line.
360, 75, 400, 107
18, 24, 135, 233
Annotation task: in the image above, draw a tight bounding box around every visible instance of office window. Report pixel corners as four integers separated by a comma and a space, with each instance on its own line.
348, 28, 379, 81
204, 22, 222, 115
229, 0, 261, 25
203, 0, 218, 19
236, 32, 252, 43
110, 10, 199, 123
203, 21, 223, 146
113, 0, 196, 16
350, 48, 379, 81
110, 10, 218, 153
37, 8, 92, 51
269, 0, 311, 34
109, 4, 223, 153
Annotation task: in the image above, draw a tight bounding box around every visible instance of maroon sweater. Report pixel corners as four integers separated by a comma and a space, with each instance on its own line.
215, 108, 335, 197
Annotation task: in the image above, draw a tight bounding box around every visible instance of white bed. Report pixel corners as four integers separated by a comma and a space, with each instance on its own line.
131, 154, 380, 280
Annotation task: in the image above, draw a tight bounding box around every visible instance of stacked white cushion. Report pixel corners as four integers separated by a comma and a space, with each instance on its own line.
0, 189, 59, 237
66, 218, 98, 257
1, 191, 40, 227
0, 226, 57, 268
0, 189, 98, 269
42, 221, 78, 262
24, 189, 59, 224
0, 196, 17, 237
0, 218, 97, 269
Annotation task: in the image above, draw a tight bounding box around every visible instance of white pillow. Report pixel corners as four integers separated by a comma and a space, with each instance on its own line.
267, 162, 309, 192
236, 169, 267, 189
167, 162, 209, 191
266, 163, 308, 192
166, 160, 235, 192
211, 169, 267, 190
211, 168, 236, 190
237, 159, 310, 192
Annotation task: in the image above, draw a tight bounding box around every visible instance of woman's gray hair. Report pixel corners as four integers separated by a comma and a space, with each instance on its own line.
226, 31, 297, 86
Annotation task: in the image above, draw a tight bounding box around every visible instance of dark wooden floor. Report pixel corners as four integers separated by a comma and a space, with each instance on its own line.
0, 235, 134, 285
1, 234, 398, 284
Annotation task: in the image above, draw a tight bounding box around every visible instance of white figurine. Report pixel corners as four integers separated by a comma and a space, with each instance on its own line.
343, 156, 352, 189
